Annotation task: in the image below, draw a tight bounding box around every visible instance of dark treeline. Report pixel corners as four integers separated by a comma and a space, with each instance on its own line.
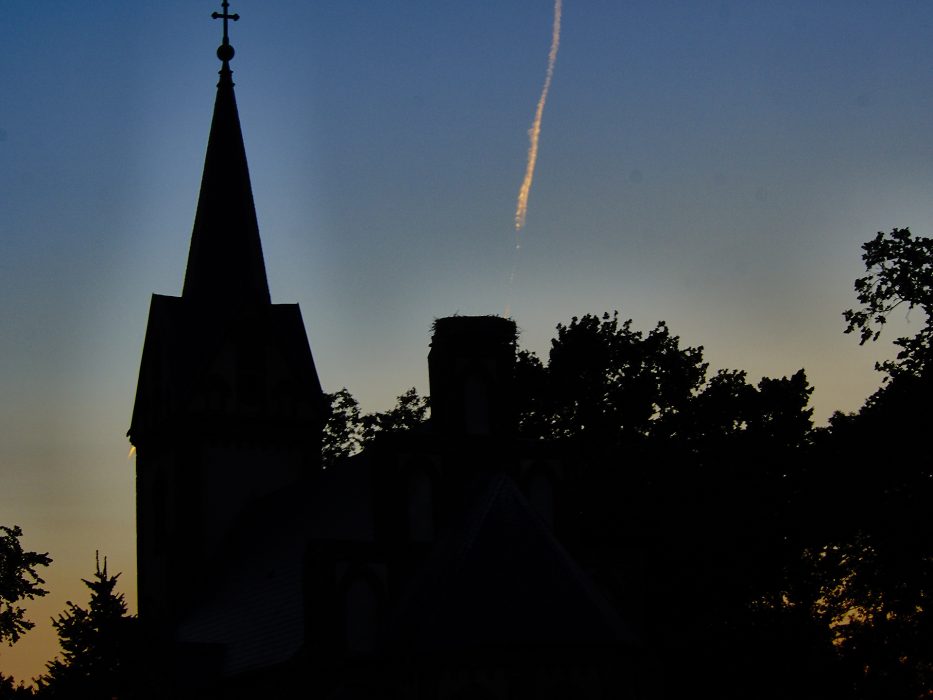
316, 228, 931, 699
0, 550, 137, 699
1, 229, 931, 698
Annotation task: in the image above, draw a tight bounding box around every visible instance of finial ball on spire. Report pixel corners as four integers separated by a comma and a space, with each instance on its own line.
212, 1, 239, 64
217, 43, 235, 62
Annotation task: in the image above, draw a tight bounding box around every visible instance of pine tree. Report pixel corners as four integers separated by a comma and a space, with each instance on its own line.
0, 673, 35, 699
36, 553, 135, 699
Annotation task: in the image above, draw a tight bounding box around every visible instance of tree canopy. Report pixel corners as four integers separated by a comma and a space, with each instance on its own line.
0, 526, 51, 647
514, 312, 708, 445
514, 310, 813, 459
844, 227, 933, 380
316, 273, 933, 698
322, 387, 430, 467
3, 231, 924, 698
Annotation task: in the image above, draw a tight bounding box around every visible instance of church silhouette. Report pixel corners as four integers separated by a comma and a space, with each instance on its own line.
129, 7, 639, 698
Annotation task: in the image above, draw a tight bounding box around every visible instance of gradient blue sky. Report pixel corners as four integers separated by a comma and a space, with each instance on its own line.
3, 0, 933, 681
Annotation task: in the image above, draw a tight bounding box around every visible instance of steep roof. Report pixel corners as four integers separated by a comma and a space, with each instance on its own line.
387, 473, 637, 655
182, 63, 271, 308
129, 44, 326, 444
128, 295, 323, 445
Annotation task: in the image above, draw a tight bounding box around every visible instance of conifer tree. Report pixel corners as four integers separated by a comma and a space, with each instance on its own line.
36, 553, 134, 699
0, 673, 35, 699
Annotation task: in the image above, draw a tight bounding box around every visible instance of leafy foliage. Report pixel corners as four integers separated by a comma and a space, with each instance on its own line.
514, 311, 813, 455
322, 387, 429, 467
843, 227, 933, 379
510, 313, 832, 697
360, 388, 429, 443
808, 227, 933, 697
321, 388, 363, 468
817, 404, 933, 699
515, 312, 708, 444
321, 283, 927, 698
0, 526, 51, 646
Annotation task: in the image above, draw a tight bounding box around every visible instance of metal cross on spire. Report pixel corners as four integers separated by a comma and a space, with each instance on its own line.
212, 1, 240, 63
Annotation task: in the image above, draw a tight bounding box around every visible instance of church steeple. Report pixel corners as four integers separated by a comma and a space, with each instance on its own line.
132, 3, 325, 632
182, 2, 271, 307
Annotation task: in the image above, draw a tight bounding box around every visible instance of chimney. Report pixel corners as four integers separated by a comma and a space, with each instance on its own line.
428, 316, 517, 436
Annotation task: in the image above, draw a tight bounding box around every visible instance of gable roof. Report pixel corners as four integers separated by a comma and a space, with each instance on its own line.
128, 295, 323, 445
387, 473, 637, 655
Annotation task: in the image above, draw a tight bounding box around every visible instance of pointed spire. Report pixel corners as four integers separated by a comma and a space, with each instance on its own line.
182, 2, 270, 307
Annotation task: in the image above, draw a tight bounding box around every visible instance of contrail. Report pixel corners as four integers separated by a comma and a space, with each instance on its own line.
514, 0, 562, 233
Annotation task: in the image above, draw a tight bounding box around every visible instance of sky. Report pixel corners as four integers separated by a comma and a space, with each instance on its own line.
3, 0, 933, 682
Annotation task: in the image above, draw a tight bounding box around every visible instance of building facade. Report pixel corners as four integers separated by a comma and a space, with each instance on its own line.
130, 18, 640, 699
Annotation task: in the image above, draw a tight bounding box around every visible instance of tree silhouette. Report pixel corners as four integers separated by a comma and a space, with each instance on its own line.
843, 227, 933, 380
360, 387, 429, 443
0, 525, 51, 647
508, 312, 825, 698
0, 675, 34, 699
321, 388, 363, 469
775, 226, 933, 699
322, 387, 429, 467
515, 312, 708, 446
313, 296, 931, 698
36, 553, 135, 700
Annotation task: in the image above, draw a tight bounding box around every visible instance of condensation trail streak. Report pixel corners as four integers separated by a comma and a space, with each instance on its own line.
514, 0, 562, 233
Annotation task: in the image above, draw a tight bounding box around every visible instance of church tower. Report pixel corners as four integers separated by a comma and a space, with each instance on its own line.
128, 4, 326, 624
